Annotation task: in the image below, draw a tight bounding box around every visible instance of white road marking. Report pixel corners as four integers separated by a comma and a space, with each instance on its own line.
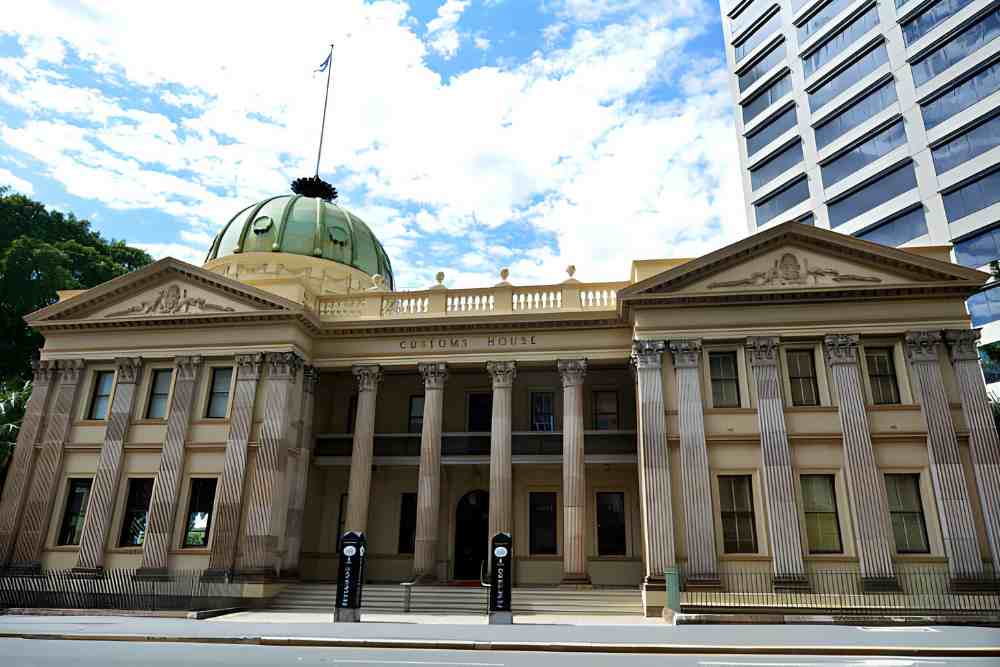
333, 661, 503, 666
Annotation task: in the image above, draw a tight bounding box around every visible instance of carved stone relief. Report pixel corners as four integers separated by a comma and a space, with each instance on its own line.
707, 253, 882, 289
105, 284, 237, 318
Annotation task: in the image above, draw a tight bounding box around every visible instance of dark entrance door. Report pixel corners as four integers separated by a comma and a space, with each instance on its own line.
454, 489, 489, 580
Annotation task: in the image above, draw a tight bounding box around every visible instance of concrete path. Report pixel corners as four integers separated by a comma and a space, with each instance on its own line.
214, 610, 665, 625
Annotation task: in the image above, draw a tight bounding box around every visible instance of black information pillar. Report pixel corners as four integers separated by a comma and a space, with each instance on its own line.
489, 532, 512, 613
335, 531, 367, 611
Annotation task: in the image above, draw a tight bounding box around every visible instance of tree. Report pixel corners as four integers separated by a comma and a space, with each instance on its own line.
0, 379, 31, 491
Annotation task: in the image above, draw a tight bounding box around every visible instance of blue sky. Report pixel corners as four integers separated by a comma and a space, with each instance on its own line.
0, 1, 744, 289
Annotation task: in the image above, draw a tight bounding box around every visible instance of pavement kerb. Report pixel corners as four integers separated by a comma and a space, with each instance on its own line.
1, 631, 999, 656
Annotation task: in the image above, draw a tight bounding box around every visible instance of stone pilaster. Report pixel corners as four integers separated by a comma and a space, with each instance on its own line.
823, 334, 897, 588
238, 352, 303, 577
281, 364, 319, 576
0, 360, 57, 568
74, 357, 144, 574
343, 364, 382, 535
11, 359, 85, 572
486, 362, 515, 558
205, 353, 264, 578
413, 362, 447, 582
668, 340, 719, 586
905, 331, 983, 580
558, 358, 589, 585
946, 329, 1000, 578
746, 337, 807, 589
138, 356, 203, 577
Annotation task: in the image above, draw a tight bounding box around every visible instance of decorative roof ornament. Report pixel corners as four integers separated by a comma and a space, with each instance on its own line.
291, 175, 338, 201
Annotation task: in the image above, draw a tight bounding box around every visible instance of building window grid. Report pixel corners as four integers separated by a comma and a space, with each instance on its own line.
885, 473, 931, 553
865, 347, 902, 404
529, 491, 558, 555
709, 351, 742, 408
827, 161, 918, 228
809, 43, 889, 112
921, 58, 1000, 130
731, 0, 770, 36
902, 0, 976, 46
854, 206, 929, 246
408, 395, 424, 434
755, 176, 810, 225
118, 478, 154, 547
954, 224, 1000, 268
911, 6, 1000, 87
751, 140, 804, 191
57, 478, 93, 546
530, 391, 556, 432
820, 119, 907, 188
719, 475, 758, 553
798, 0, 855, 43
739, 41, 787, 92
735, 10, 783, 63
182, 478, 217, 548
205, 367, 233, 419
593, 390, 619, 430
814, 79, 897, 149
942, 166, 1000, 222
88, 371, 115, 421
801, 474, 843, 553
787, 349, 821, 406
146, 369, 173, 420
931, 111, 1000, 174
743, 73, 793, 124
802, 4, 880, 78
747, 105, 798, 156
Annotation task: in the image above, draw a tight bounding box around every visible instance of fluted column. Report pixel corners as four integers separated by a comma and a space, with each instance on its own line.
206, 353, 264, 578
746, 337, 807, 588
282, 364, 319, 576
139, 355, 203, 577
905, 331, 983, 580
413, 362, 448, 582
0, 360, 57, 568
668, 340, 718, 585
486, 362, 515, 556
239, 352, 303, 577
559, 358, 589, 584
824, 335, 897, 588
343, 364, 382, 535
74, 357, 144, 574
11, 359, 85, 572
632, 341, 676, 585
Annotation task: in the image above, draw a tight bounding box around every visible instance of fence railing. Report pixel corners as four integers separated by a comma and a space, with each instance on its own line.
314, 431, 639, 458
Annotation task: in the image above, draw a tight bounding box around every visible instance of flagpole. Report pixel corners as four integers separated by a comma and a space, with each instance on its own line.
315, 43, 334, 178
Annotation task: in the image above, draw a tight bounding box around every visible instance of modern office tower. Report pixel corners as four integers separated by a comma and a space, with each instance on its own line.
720, 0, 1000, 337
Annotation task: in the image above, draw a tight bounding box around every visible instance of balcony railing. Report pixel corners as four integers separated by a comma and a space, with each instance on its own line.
314, 431, 637, 458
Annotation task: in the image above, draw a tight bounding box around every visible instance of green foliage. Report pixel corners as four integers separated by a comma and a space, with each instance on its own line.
0, 379, 31, 472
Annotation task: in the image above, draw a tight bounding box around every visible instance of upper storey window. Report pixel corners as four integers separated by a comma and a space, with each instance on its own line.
931, 112, 1000, 174
820, 120, 907, 187
751, 140, 804, 191
827, 162, 917, 228
786, 349, 820, 406
865, 347, 901, 404
709, 351, 741, 408
88, 371, 115, 420
809, 43, 888, 112
739, 41, 786, 92
802, 4, 879, 78
755, 176, 810, 225
943, 167, 1000, 222
747, 105, 798, 156
921, 60, 1000, 129
798, 0, 854, 43
205, 367, 233, 419
735, 10, 782, 64
743, 73, 793, 124
911, 7, 1000, 87
854, 207, 928, 246
953, 224, 1000, 268
903, 0, 975, 46
814, 79, 897, 149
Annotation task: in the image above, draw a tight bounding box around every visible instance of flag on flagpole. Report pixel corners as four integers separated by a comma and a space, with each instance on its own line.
315, 52, 332, 73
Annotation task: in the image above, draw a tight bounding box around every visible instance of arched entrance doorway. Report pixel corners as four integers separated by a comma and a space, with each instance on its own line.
454, 489, 489, 580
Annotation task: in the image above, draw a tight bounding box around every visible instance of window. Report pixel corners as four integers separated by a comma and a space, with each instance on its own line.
798, 0, 854, 43
398, 492, 417, 554
802, 5, 879, 77
346, 395, 358, 433
755, 176, 810, 225
787, 349, 820, 406
911, 7, 1000, 87
205, 367, 233, 418
954, 225, 1000, 268
903, 0, 975, 46
932, 113, 1000, 174
814, 79, 897, 149
967, 284, 1000, 326
739, 41, 786, 92
865, 347, 901, 404
801, 474, 842, 553
795, 213, 815, 225
827, 162, 917, 228
408, 395, 424, 434
820, 120, 906, 187
468, 392, 492, 431
943, 168, 1000, 222
529, 491, 558, 555
530, 391, 555, 432
885, 474, 930, 553
809, 44, 888, 112
719, 475, 758, 553
596, 491, 627, 556
735, 10, 782, 63
751, 140, 804, 191
182, 478, 217, 548
88, 371, 115, 420
854, 207, 928, 246
747, 105, 798, 156
922, 60, 1000, 130
593, 390, 619, 430
731, 0, 766, 36
118, 478, 154, 547
146, 369, 173, 419
57, 478, 92, 546
743, 73, 792, 124
709, 351, 741, 408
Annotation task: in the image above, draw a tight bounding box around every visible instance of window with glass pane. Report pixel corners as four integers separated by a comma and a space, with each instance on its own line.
801, 474, 842, 553
530, 391, 555, 432
57, 478, 93, 546
787, 349, 820, 406
954, 225, 1000, 268
802, 5, 879, 77
710, 351, 741, 408
751, 140, 804, 191
118, 478, 154, 547
747, 105, 798, 156
735, 10, 782, 63
968, 284, 1000, 326
755, 176, 810, 225
743, 73, 792, 124
815, 79, 897, 149
795, 213, 815, 225
827, 162, 917, 228
739, 41, 786, 92
205, 367, 232, 418
468, 392, 492, 431
145, 369, 172, 419
408, 395, 424, 433
719, 475, 758, 553
809, 44, 888, 112
596, 491, 627, 555
820, 120, 906, 187
182, 478, 217, 548
932, 113, 1000, 174
529, 491, 558, 554
922, 60, 1000, 129
398, 492, 417, 554
885, 473, 930, 553
855, 207, 928, 246
911, 7, 1000, 87
798, 0, 853, 43
88, 371, 115, 420
943, 168, 1000, 222
865, 347, 901, 404
731, 0, 767, 36
903, 0, 975, 46
593, 390, 619, 430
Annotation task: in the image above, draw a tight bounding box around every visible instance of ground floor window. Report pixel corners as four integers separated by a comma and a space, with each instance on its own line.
118, 478, 154, 547
885, 473, 929, 553
182, 478, 217, 548
801, 474, 842, 553
719, 475, 757, 553
57, 478, 93, 546
529, 491, 557, 554
596, 491, 626, 556
398, 492, 417, 554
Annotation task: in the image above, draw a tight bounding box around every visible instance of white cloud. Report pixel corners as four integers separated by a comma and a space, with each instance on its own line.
474, 35, 491, 51
426, 0, 470, 58
0, 167, 33, 195
134, 241, 207, 266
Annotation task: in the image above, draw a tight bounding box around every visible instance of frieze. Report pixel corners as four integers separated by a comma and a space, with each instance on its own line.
398, 334, 539, 351
707, 253, 882, 289
105, 284, 237, 318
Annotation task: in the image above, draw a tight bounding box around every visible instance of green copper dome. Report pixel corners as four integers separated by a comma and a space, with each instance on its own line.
206, 194, 394, 290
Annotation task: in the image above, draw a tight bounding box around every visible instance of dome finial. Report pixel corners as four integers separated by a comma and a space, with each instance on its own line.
291, 175, 338, 201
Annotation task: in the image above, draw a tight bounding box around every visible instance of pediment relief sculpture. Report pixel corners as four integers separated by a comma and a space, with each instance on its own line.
105, 284, 237, 318
707, 253, 882, 290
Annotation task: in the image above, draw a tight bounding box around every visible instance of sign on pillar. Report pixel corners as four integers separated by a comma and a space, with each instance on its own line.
334, 531, 367, 622
489, 532, 513, 625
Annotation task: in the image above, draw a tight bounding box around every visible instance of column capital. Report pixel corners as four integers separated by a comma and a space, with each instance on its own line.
114, 357, 144, 384
352, 364, 383, 393
30, 359, 58, 386
557, 359, 587, 388
632, 340, 666, 369
265, 351, 303, 380
235, 352, 265, 380
945, 329, 981, 362
905, 330, 942, 364
419, 361, 449, 389
302, 365, 320, 394
486, 361, 516, 389
746, 336, 779, 367
175, 355, 204, 381
823, 334, 860, 366
668, 339, 702, 369
56, 358, 86, 383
